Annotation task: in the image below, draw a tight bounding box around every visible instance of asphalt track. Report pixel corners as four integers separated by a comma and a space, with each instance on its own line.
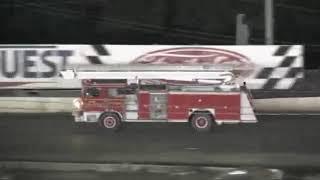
0, 113, 320, 169
0, 170, 219, 180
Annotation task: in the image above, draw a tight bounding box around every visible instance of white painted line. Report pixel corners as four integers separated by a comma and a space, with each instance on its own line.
184, 147, 200, 150
0, 161, 232, 173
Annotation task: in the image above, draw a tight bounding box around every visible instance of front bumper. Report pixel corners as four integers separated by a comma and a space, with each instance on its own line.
72, 110, 85, 122
72, 111, 101, 122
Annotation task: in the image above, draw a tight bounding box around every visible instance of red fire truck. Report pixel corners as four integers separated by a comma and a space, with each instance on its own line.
60, 65, 256, 132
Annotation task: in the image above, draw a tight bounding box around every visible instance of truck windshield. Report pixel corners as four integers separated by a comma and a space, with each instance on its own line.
84, 87, 100, 97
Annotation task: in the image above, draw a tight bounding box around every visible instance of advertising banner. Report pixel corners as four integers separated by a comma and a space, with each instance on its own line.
0, 44, 303, 89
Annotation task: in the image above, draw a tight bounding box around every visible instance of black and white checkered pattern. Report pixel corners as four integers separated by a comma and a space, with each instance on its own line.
84, 44, 110, 64
250, 45, 303, 90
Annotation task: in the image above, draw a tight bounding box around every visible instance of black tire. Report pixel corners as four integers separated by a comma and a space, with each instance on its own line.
190, 112, 213, 132
99, 113, 122, 131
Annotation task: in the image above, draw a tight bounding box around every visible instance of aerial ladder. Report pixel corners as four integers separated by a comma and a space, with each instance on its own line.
59, 64, 239, 85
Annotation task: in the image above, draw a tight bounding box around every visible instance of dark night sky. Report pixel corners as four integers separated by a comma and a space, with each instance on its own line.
1, 0, 320, 68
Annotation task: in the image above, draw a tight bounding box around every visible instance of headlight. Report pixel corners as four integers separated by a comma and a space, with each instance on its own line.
73, 98, 83, 110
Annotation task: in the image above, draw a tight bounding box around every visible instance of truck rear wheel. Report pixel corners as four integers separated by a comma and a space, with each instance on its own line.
99, 113, 122, 131
190, 112, 213, 132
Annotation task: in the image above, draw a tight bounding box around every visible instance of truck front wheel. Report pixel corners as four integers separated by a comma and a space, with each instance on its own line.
99, 113, 122, 131
190, 112, 213, 132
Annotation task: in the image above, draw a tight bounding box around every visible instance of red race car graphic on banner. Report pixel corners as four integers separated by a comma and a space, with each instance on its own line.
130, 47, 255, 85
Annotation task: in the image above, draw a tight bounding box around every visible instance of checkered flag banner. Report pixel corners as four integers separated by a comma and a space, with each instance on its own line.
247, 45, 303, 90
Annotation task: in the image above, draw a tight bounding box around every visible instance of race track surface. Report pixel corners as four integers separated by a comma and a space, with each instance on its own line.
0, 113, 319, 168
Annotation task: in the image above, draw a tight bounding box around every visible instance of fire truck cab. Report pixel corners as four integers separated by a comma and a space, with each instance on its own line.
61, 65, 257, 132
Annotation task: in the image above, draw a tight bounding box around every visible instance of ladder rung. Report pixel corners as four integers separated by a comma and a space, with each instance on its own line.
65, 64, 240, 72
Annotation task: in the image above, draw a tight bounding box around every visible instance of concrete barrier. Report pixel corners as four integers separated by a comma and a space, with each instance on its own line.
253, 97, 320, 112
0, 97, 319, 113
0, 97, 74, 113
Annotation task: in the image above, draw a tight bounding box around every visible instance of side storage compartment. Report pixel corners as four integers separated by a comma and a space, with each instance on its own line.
138, 92, 150, 120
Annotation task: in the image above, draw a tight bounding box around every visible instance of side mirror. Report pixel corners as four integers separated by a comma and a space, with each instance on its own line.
60, 69, 75, 79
